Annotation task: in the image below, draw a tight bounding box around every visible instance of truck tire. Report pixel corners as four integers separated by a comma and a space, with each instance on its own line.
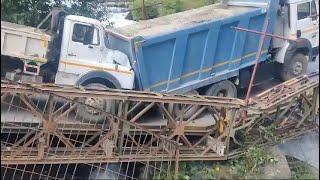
169, 90, 200, 120
280, 53, 308, 81
76, 83, 115, 123
205, 80, 237, 98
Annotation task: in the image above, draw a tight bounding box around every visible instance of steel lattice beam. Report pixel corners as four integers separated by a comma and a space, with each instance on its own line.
1, 73, 319, 179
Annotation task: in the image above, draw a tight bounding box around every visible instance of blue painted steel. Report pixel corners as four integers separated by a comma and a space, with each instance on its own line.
108, 0, 280, 93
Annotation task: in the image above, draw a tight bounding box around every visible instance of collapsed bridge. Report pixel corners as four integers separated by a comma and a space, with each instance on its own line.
1, 72, 319, 179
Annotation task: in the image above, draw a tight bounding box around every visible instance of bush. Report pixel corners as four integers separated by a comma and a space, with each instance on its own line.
1, 0, 109, 27
131, 0, 159, 20
131, 0, 217, 21
180, 0, 216, 11
153, 147, 277, 180
158, 0, 183, 16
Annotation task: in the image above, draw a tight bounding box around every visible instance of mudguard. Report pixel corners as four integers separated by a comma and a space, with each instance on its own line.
76, 70, 122, 89
284, 38, 312, 64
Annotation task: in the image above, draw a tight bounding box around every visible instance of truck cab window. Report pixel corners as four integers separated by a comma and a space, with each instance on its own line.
72, 23, 100, 45
297, 2, 310, 20
311, 0, 317, 16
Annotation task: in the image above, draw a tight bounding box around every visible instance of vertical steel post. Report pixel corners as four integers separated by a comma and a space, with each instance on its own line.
174, 135, 180, 180
232, 17, 299, 126
242, 18, 270, 125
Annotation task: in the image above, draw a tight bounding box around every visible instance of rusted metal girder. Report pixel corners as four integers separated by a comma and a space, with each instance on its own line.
232, 18, 303, 126
1, 72, 319, 179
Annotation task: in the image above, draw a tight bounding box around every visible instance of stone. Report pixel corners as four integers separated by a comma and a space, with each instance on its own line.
125, 11, 133, 20
279, 131, 319, 169
261, 146, 291, 179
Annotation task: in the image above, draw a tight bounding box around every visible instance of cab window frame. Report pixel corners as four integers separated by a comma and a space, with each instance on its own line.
72, 23, 100, 46
297, 2, 311, 20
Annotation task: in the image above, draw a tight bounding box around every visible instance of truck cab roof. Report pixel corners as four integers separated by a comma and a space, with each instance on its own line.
65, 15, 101, 26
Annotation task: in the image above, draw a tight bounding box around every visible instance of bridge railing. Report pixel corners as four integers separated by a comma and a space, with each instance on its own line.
1, 72, 318, 179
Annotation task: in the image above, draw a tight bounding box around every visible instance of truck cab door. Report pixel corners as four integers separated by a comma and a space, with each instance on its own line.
295, 0, 319, 48
64, 22, 104, 74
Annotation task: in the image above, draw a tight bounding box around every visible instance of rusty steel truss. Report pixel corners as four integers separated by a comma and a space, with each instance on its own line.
1, 72, 319, 179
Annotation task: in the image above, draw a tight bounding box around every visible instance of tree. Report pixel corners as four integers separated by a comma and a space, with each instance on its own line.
1, 0, 53, 27
158, 0, 182, 17
131, 0, 159, 20
1, 0, 109, 27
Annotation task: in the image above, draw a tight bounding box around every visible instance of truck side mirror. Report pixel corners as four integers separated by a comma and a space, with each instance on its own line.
310, 15, 317, 21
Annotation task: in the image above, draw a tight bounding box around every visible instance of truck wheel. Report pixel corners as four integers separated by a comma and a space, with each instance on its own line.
169, 90, 200, 120
280, 53, 308, 81
76, 83, 115, 123
205, 80, 237, 98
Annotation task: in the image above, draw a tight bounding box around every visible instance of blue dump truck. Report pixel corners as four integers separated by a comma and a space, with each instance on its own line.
108, 0, 318, 96
2, 0, 319, 121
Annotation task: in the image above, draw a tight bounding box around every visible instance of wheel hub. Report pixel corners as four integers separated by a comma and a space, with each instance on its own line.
173, 90, 200, 119
217, 90, 228, 97
292, 62, 303, 75
85, 97, 104, 114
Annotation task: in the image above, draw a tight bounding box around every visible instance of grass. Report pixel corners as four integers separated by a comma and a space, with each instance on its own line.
158, 0, 217, 17
154, 147, 277, 180
179, 0, 217, 11
131, 0, 217, 20
286, 156, 318, 180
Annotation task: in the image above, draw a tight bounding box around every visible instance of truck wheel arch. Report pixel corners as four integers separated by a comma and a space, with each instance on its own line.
76, 70, 122, 89
284, 38, 312, 64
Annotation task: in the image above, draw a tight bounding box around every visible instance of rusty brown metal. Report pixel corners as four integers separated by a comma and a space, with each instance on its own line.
232, 24, 299, 42
1, 72, 319, 179
235, 18, 270, 125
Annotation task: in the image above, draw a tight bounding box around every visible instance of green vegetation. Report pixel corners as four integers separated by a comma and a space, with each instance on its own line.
290, 164, 316, 180
287, 156, 317, 180
131, 0, 159, 21
158, 0, 183, 17
1, 0, 109, 27
180, 0, 217, 10
131, 0, 218, 20
154, 147, 277, 180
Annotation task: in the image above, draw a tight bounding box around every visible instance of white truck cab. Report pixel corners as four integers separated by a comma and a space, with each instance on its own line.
273, 0, 319, 80
1, 14, 135, 122
292, 0, 319, 48
54, 15, 135, 90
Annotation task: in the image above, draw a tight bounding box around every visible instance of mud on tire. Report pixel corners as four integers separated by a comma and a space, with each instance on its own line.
280, 53, 308, 81
205, 80, 237, 98
75, 83, 116, 123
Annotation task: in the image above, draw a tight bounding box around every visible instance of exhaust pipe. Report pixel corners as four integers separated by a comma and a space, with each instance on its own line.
51, 7, 67, 35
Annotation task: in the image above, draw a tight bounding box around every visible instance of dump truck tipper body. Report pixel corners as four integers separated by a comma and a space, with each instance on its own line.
108, 0, 280, 93
1, 21, 51, 65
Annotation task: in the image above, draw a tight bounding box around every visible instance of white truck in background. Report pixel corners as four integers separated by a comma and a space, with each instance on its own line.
1, 15, 135, 89
1, 10, 135, 121
1, 0, 319, 122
